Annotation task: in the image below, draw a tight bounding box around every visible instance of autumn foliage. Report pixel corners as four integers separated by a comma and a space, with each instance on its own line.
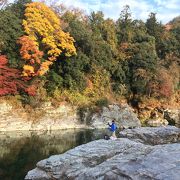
19, 2, 76, 76
0, 55, 35, 96
158, 69, 174, 97
18, 36, 43, 76
0, 1, 179, 106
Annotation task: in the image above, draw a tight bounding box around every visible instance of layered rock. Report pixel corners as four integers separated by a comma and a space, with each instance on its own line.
164, 109, 180, 127
0, 102, 141, 131
25, 126, 180, 180
119, 126, 180, 145
89, 104, 141, 129
0, 102, 86, 131
146, 118, 169, 127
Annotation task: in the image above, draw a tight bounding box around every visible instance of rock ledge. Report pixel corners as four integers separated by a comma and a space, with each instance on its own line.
25, 126, 180, 180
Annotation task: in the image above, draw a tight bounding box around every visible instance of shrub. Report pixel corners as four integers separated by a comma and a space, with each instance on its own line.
95, 97, 109, 108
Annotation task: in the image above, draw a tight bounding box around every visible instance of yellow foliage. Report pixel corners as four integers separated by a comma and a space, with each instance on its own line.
84, 67, 111, 98
37, 60, 53, 76
63, 90, 89, 106
22, 65, 35, 77
21, 2, 76, 76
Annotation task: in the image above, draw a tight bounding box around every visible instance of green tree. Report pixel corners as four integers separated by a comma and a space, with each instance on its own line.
46, 8, 115, 94
171, 26, 180, 56
89, 11, 118, 51
0, 9, 23, 67
61, 9, 93, 56
6, 0, 32, 19
116, 5, 133, 43
102, 18, 118, 51
53, 51, 89, 92
130, 34, 158, 94
146, 12, 165, 58
0, 0, 31, 67
89, 11, 105, 39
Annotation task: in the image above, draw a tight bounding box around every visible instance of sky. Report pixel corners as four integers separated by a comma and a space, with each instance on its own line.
54, 0, 180, 24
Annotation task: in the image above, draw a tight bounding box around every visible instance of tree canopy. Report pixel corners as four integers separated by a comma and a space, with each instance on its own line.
0, 1, 179, 106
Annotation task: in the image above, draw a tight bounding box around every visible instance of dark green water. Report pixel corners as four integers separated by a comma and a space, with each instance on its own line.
0, 129, 110, 180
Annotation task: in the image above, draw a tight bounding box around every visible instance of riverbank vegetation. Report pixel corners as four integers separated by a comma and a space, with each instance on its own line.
0, 0, 179, 115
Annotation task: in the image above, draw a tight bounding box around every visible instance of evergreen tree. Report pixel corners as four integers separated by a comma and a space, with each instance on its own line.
146, 12, 165, 58
116, 5, 133, 43
130, 34, 158, 94
0, 0, 32, 67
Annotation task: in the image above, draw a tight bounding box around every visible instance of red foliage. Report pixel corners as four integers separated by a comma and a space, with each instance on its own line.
158, 76, 173, 98
157, 69, 173, 98
0, 55, 36, 96
25, 85, 36, 96
148, 69, 174, 98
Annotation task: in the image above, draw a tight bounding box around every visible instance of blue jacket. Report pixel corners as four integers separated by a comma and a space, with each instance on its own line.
109, 123, 117, 132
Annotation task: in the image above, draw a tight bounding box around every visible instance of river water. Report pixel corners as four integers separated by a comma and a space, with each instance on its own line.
0, 128, 111, 180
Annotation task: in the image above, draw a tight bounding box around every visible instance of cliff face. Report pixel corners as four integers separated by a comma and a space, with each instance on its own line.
0, 98, 179, 131
0, 101, 86, 131
0, 101, 141, 131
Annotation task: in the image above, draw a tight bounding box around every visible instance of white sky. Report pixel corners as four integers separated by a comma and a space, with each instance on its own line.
7, 0, 180, 24
54, 0, 180, 24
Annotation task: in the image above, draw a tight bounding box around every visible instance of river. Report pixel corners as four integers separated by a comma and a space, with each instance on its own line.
0, 128, 112, 180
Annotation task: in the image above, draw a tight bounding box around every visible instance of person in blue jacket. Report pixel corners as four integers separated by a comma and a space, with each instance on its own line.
108, 120, 117, 138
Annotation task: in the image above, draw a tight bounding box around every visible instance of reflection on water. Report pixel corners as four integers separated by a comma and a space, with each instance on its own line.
0, 129, 110, 180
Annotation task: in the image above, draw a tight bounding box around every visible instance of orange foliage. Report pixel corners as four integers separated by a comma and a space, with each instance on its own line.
18, 36, 43, 76
19, 2, 76, 77
25, 85, 36, 96
37, 60, 53, 76
18, 36, 43, 64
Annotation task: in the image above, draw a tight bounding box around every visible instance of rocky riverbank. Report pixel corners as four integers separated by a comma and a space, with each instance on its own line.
25, 126, 180, 180
1, 97, 180, 131
119, 125, 180, 145
0, 101, 140, 131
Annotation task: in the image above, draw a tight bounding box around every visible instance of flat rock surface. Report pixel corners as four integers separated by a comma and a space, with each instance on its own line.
25, 126, 180, 180
119, 126, 180, 145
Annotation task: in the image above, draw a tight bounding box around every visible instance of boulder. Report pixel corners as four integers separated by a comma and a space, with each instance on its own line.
146, 118, 169, 127
90, 104, 141, 129
25, 126, 180, 180
119, 126, 180, 145
164, 109, 180, 127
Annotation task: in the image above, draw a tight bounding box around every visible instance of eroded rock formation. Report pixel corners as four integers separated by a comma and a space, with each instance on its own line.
25, 126, 180, 180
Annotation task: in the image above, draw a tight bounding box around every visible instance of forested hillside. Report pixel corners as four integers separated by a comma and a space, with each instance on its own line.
0, 0, 179, 113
